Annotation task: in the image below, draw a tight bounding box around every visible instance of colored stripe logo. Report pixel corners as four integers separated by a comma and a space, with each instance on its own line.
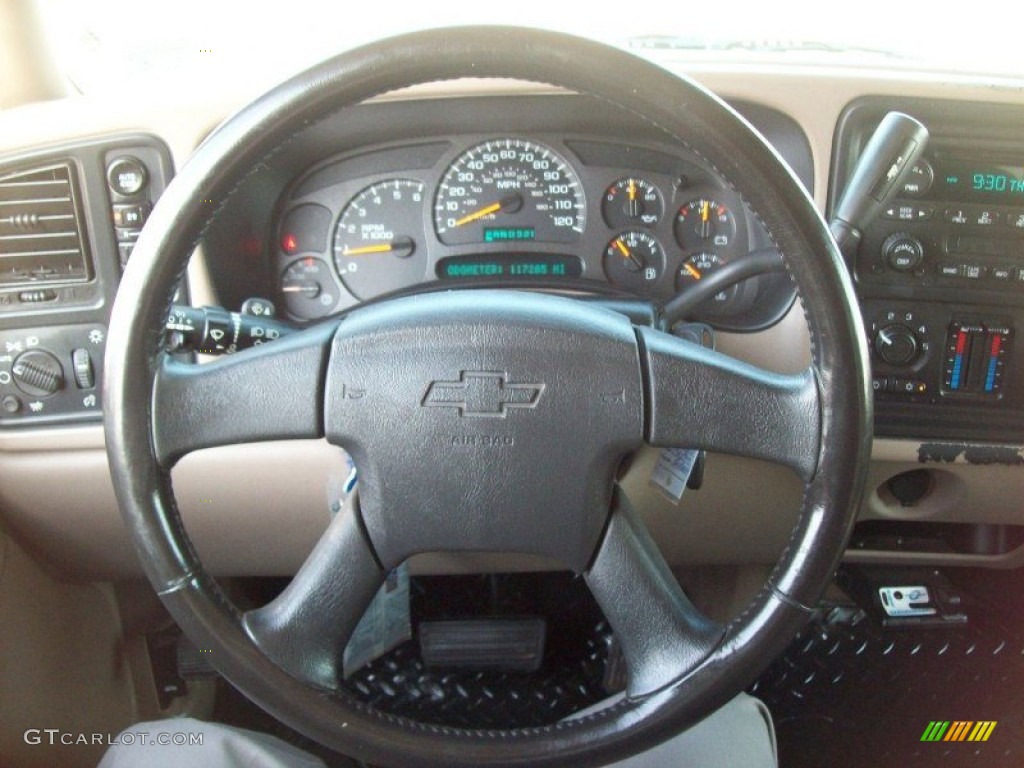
921, 721, 997, 742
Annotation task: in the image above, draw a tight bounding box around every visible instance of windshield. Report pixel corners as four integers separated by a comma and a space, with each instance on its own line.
38, 0, 1021, 96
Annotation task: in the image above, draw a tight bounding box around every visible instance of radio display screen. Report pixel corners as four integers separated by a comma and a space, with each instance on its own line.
936, 160, 1024, 203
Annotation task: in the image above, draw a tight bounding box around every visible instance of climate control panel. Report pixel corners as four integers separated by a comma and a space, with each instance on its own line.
864, 301, 1016, 408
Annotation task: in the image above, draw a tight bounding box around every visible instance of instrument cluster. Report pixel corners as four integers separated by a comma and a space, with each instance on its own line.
273, 134, 793, 329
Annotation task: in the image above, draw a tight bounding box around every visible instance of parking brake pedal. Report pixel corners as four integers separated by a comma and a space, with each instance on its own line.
176, 633, 220, 680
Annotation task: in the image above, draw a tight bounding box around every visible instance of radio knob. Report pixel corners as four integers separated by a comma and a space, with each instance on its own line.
11, 349, 64, 397
881, 232, 924, 272
874, 324, 919, 366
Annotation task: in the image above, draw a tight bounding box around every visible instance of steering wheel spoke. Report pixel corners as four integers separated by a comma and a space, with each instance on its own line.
586, 492, 723, 698
242, 500, 384, 691
151, 322, 336, 467
639, 326, 822, 482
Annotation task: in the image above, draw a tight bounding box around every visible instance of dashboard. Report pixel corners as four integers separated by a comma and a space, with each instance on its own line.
3, 61, 1024, 580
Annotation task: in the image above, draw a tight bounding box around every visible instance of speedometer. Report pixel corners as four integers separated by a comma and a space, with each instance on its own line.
434, 138, 585, 245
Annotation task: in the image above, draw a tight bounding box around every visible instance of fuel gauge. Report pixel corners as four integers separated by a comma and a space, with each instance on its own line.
603, 231, 665, 292
280, 256, 338, 319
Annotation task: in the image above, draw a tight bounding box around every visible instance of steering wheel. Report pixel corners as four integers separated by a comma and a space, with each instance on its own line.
103, 26, 870, 768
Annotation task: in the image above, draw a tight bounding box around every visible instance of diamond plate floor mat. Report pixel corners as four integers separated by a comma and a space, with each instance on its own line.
339, 572, 617, 728
749, 568, 1024, 768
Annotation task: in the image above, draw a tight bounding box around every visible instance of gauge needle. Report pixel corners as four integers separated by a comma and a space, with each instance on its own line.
342, 236, 415, 259
626, 179, 641, 218
683, 262, 702, 280
452, 195, 521, 227
343, 243, 393, 256
697, 199, 712, 238
614, 238, 644, 270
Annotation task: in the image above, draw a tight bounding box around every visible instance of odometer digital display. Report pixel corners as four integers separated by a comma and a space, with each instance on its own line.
434, 138, 586, 245
437, 255, 582, 280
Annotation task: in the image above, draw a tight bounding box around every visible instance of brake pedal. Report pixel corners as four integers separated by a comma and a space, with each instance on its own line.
420, 618, 546, 672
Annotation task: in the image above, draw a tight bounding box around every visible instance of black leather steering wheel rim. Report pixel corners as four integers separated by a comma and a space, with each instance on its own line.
103, 26, 871, 768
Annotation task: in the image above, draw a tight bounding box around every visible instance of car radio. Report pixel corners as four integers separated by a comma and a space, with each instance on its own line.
833, 97, 1024, 441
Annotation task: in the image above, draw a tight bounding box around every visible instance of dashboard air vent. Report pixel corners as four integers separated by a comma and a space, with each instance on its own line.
0, 162, 90, 286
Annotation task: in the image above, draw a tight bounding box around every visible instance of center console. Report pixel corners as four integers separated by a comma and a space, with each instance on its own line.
832, 97, 1024, 442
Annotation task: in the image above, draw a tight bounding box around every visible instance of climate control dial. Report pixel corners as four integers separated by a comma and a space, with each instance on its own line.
874, 324, 919, 366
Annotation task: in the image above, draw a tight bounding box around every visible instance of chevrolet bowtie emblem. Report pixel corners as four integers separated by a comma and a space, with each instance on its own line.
422, 371, 544, 418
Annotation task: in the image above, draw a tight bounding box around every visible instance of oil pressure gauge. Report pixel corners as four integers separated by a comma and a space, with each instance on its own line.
602, 177, 663, 229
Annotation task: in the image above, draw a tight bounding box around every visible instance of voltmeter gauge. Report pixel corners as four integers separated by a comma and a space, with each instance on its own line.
603, 231, 665, 292
601, 177, 663, 229
674, 198, 735, 249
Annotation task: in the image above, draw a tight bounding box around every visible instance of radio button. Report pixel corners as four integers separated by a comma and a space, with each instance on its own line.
901, 159, 934, 198
945, 208, 970, 226
938, 263, 961, 278
960, 264, 986, 279
883, 204, 934, 222
990, 266, 1014, 281
974, 210, 1000, 227
882, 233, 925, 272
1007, 212, 1024, 230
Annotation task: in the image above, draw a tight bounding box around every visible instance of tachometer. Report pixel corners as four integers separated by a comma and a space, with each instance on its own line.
333, 179, 427, 300
434, 138, 585, 245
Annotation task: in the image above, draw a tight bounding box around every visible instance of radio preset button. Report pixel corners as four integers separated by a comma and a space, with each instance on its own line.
945, 208, 970, 225
974, 210, 1000, 227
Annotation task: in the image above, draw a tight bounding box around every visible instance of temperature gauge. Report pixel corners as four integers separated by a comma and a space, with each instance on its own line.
675, 198, 735, 249
603, 231, 665, 292
676, 252, 738, 305
601, 177, 663, 229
